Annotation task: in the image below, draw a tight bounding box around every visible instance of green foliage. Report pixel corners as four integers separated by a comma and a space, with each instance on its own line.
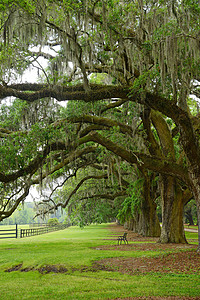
89, 73, 113, 85
69, 198, 116, 227
0, 202, 39, 225
0, 0, 34, 12
0, 99, 27, 130
0, 98, 64, 173
61, 99, 106, 118
47, 217, 59, 226
129, 67, 161, 96
117, 179, 144, 223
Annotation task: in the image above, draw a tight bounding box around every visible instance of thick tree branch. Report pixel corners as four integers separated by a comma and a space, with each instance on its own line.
69, 115, 133, 136
0, 184, 30, 221
0, 83, 129, 102
87, 131, 190, 185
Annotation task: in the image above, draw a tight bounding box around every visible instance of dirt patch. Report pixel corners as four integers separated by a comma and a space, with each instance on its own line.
94, 250, 199, 274
93, 243, 196, 252
4, 262, 113, 274
5, 263, 23, 272
5, 264, 68, 274
37, 264, 68, 274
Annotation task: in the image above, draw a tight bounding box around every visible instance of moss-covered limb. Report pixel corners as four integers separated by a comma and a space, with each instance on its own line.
182, 188, 193, 206
88, 131, 190, 184
0, 127, 13, 134
8, 83, 49, 91
141, 108, 163, 157
63, 173, 110, 206
79, 125, 108, 137
7, 82, 125, 95
0, 185, 30, 221
144, 93, 200, 166
0, 83, 129, 102
70, 115, 133, 136
151, 110, 175, 159
0, 128, 95, 183
100, 99, 128, 114
0, 146, 97, 220
0, 140, 67, 183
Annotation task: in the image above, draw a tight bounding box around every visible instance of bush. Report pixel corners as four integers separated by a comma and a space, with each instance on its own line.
47, 218, 59, 226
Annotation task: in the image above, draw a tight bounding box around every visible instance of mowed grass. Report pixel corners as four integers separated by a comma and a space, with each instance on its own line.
0, 224, 199, 300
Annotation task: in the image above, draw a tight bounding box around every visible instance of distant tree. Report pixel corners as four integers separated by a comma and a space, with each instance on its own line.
47, 218, 59, 226
184, 200, 197, 226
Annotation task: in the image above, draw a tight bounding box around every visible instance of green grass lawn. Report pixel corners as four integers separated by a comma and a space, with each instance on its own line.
0, 224, 199, 299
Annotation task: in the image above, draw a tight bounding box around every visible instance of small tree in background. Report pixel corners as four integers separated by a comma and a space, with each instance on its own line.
48, 218, 59, 227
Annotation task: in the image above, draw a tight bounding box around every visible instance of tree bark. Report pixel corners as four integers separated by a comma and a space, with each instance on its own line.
159, 175, 188, 243
124, 174, 161, 237
138, 174, 161, 237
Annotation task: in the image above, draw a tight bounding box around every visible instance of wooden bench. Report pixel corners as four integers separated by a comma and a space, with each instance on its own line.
117, 232, 128, 245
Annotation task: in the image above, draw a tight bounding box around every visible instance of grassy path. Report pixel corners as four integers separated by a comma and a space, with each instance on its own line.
0, 224, 199, 299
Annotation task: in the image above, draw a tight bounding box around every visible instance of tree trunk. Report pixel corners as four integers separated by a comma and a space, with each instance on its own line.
124, 214, 139, 232
125, 175, 161, 237
159, 175, 187, 243
184, 207, 194, 226
137, 175, 161, 237
188, 171, 200, 252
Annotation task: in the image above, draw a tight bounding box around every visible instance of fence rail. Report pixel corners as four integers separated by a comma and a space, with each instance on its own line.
20, 224, 69, 238
0, 224, 69, 239
0, 224, 18, 239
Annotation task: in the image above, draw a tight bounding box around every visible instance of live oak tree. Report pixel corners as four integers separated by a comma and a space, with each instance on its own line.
0, 1, 200, 249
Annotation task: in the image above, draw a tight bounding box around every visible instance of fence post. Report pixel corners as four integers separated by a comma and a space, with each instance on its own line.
16, 224, 18, 238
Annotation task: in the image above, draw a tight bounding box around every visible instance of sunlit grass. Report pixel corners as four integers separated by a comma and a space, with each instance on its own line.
185, 230, 198, 243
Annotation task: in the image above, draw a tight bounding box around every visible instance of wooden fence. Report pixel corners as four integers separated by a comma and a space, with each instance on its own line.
20, 224, 69, 238
0, 224, 69, 239
0, 224, 18, 239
